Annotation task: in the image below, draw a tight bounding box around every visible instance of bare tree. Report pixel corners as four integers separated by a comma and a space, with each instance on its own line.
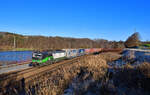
125, 32, 140, 48
0, 32, 125, 50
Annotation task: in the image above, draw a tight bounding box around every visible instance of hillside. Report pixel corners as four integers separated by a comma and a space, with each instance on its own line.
0, 32, 125, 51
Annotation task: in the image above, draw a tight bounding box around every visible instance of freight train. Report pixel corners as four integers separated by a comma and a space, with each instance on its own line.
29, 48, 102, 66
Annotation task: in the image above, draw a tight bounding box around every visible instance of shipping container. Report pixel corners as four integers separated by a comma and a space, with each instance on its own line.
78, 49, 85, 56
63, 49, 78, 58
52, 50, 66, 59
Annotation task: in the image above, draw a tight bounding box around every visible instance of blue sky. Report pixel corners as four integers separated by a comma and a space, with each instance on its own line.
0, 0, 150, 41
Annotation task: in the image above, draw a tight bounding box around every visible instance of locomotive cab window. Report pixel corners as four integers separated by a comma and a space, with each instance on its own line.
32, 53, 42, 60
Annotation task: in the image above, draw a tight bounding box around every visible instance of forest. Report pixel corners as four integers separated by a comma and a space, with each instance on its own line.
0, 31, 148, 51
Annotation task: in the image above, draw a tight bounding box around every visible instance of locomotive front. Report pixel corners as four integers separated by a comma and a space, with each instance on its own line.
29, 51, 53, 66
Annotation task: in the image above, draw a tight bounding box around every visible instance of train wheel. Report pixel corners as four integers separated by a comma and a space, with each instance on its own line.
49, 61, 52, 64
39, 63, 42, 66
33, 63, 36, 67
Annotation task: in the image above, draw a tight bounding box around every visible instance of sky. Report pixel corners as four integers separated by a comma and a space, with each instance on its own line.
0, 0, 150, 41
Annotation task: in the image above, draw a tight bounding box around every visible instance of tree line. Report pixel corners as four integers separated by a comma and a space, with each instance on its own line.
0, 32, 125, 50
0, 31, 148, 51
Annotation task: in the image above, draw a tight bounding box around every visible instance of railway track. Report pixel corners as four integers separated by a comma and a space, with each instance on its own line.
0, 55, 88, 90
0, 61, 31, 69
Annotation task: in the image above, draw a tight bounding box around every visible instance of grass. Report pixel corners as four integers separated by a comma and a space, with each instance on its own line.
0, 47, 34, 51
2, 52, 119, 95
21, 54, 109, 95
99, 50, 150, 95
98, 52, 122, 62
143, 44, 150, 47
13, 48, 34, 51
3, 51, 150, 95
104, 62, 150, 95
139, 44, 150, 49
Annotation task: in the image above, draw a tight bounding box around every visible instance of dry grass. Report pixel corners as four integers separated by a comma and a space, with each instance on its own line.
26, 63, 80, 95
98, 52, 122, 62
62, 55, 109, 95
26, 52, 122, 95
79, 55, 108, 80
23, 54, 109, 95
100, 62, 150, 95
138, 62, 150, 78
0, 52, 124, 95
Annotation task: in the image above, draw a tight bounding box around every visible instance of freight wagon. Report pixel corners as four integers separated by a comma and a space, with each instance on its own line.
62, 49, 78, 58
78, 49, 85, 56
85, 48, 101, 54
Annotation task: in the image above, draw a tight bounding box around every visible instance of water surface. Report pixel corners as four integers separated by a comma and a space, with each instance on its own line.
0, 51, 32, 66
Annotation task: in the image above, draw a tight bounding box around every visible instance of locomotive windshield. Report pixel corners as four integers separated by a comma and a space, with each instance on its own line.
32, 52, 43, 60
32, 51, 53, 60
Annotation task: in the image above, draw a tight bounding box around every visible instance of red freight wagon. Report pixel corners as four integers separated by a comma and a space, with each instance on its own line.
89, 48, 96, 53
85, 49, 91, 54
95, 48, 102, 53
85, 48, 102, 54
91, 48, 99, 53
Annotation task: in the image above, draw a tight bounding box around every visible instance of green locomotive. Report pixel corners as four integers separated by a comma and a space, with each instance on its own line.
30, 50, 66, 66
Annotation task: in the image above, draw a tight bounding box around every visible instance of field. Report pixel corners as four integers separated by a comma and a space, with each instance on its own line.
35, 50, 150, 95
0, 47, 34, 51
0, 49, 150, 95
143, 44, 150, 47
139, 44, 150, 49
143, 44, 150, 49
